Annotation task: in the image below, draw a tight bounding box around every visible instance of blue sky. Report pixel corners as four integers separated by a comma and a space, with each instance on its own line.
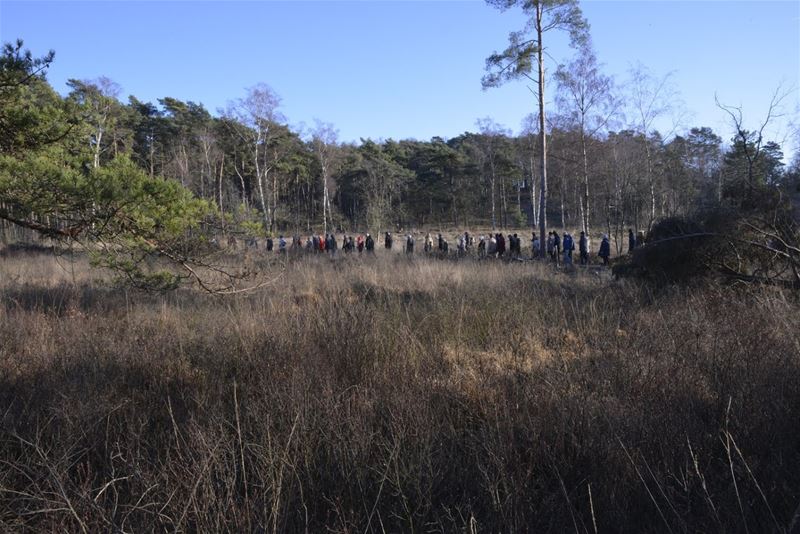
1, 0, 798, 155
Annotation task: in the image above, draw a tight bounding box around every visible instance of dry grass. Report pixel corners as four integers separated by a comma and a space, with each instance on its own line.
1, 248, 799, 532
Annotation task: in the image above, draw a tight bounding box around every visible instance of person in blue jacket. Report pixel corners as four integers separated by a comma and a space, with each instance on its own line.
562, 232, 574, 265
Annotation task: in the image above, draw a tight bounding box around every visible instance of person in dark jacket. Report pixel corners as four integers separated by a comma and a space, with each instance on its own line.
628, 228, 636, 254
406, 234, 415, 254
579, 231, 589, 265
496, 233, 506, 257
599, 234, 611, 265
266, 236, 274, 252
385, 232, 393, 249
552, 231, 561, 264
365, 233, 375, 253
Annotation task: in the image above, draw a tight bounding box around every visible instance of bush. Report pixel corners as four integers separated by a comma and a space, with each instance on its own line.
613, 216, 714, 284
615, 204, 800, 289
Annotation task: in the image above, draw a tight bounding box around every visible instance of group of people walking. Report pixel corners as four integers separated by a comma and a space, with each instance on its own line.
263, 233, 379, 254
244, 227, 646, 266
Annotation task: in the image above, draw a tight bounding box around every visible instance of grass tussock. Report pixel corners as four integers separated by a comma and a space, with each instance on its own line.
1, 249, 800, 532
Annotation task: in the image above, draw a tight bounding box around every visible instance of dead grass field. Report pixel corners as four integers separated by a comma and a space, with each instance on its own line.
1, 247, 799, 532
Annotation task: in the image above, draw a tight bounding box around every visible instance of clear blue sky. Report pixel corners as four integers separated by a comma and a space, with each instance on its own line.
1, 0, 798, 155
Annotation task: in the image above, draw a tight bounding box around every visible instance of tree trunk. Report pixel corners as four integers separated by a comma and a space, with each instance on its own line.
218, 154, 225, 234
450, 171, 458, 227
149, 134, 155, 178
322, 162, 330, 235
272, 165, 278, 233
560, 172, 566, 230
500, 173, 508, 228
93, 129, 103, 169
257, 174, 270, 233
536, 3, 548, 257
489, 158, 497, 230
643, 139, 656, 229
530, 150, 537, 228
580, 129, 590, 235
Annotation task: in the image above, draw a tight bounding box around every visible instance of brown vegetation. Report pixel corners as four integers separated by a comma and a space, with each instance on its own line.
1, 248, 799, 532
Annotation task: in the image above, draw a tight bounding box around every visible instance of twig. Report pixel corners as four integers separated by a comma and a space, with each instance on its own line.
617, 437, 674, 534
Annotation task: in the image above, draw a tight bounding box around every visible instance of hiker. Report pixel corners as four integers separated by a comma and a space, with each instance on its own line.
437, 233, 444, 252
425, 232, 434, 253
457, 235, 466, 257
496, 233, 506, 257
356, 234, 365, 253
488, 234, 497, 257
579, 231, 589, 265
464, 232, 472, 251
532, 233, 541, 259
628, 228, 636, 254
553, 231, 561, 264
478, 236, 486, 258
385, 232, 393, 250
266, 236, 274, 252
365, 233, 375, 253
599, 234, 611, 266
563, 232, 574, 265
637, 230, 646, 248
327, 234, 337, 256
441, 238, 449, 254
278, 235, 287, 253
512, 233, 520, 258
406, 233, 415, 254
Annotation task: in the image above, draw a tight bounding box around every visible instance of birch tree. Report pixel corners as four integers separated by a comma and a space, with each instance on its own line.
476, 118, 512, 230
626, 64, 684, 228
222, 84, 285, 233
554, 43, 618, 236
67, 77, 124, 169
310, 120, 339, 234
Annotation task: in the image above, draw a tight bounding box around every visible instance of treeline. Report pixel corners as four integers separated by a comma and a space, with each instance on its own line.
2, 40, 798, 253
63, 82, 800, 246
